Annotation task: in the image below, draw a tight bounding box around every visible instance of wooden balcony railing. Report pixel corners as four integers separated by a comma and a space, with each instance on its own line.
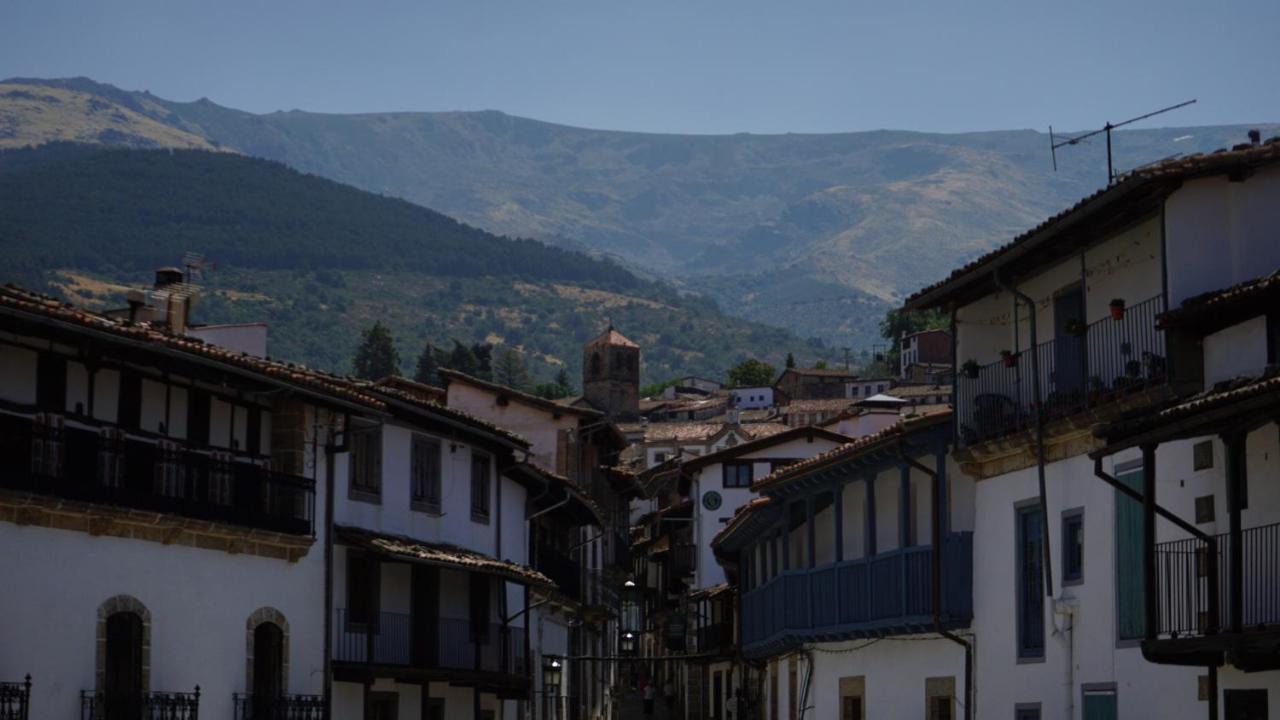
333, 611, 527, 677
81, 688, 200, 720
956, 294, 1167, 445
232, 693, 326, 720
1153, 522, 1280, 639
0, 412, 314, 535
0, 676, 30, 720
740, 533, 973, 655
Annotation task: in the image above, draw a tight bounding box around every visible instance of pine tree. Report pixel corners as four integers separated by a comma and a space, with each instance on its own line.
445, 340, 480, 376
785, 352, 796, 369
471, 343, 494, 381
493, 348, 533, 392
414, 342, 440, 385
554, 367, 573, 393
352, 321, 400, 379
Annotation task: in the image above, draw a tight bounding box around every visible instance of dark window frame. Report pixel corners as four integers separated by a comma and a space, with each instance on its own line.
345, 550, 380, 630
723, 461, 754, 489
471, 451, 492, 524
1062, 508, 1084, 586
1015, 499, 1045, 661
349, 426, 382, 502
411, 434, 443, 514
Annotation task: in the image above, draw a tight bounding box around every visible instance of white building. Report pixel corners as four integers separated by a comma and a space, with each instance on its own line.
0, 283, 346, 720
903, 140, 1280, 719
729, 386, 774, 410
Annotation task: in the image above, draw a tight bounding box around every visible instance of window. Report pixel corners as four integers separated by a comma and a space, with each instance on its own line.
1082, 686, 1117, 720
1062, 509, 1084, 585
1014, 704, 1042, 720
926, 677, 955, 720
1195, 494, 1215, 524
471, 452, 491, 523
838, 676, 865, 720
1115, 467, 1145, 641
411, 436, 442, 512
723, 461, 753, 488
251, 622, 284, 713
1193, 440, 1214, 471
349, 427, 382, 499
346, 551, 380, 627
1016, 502, 1045, 659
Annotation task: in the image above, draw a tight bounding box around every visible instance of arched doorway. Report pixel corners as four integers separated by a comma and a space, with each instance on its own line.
104, 611, 144, 720
252, 622, 284, 716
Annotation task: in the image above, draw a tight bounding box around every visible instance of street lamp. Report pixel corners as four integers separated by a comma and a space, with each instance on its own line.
620, 631, 636, 654
543, 657, 563, 689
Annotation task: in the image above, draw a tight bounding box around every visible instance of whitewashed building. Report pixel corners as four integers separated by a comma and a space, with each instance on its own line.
903, 139, 1280, 719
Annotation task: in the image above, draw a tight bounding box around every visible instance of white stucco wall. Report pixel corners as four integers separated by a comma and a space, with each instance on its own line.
806, 636, 968, 719
1166, 165, 1280, 308
446, 382, 579, 474
1202, 315, 1270, 389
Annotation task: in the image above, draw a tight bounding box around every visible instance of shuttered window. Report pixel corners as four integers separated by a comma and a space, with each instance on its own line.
1115, 469, 1146, 640
1016, 502, 1045, 659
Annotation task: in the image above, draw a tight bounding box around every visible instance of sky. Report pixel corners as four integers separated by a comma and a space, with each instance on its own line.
2, 0, 1277, 136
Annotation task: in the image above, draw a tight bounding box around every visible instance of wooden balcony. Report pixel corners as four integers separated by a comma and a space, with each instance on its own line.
333, 611, 528, 687
740, 533, 973, 658
0, 676, 30, 720
0, 411, 314, 536
956, 294, 1167, 446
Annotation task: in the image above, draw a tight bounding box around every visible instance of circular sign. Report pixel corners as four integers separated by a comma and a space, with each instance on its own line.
702, 491, 722, 511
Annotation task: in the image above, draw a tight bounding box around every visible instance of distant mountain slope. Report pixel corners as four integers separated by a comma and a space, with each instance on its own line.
0, 83, 217, 150
0, 144, 827, 381
4, 77, 1276, 347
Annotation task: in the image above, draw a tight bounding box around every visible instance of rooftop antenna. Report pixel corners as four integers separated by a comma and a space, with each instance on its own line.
1050, 99, 1197, 183
181, 251, 210, 282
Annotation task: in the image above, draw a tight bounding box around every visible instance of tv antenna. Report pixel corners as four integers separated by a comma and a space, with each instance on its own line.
181, 251, 213, 282
1050, 99, 1196, 183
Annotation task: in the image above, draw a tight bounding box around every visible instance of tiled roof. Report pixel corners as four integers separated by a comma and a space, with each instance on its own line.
782, 398, 855, 414
680, 426, 852, 472
1159, 268, 1280, 330
585, 327, 639, 349
336, 525, 553, 588
688, 582, 732, 600
360, 381, 530, 447
905, 137, 1280, 308
0, 284, 386, 411
1096, 369, 1280, 444
751, 410, 952, 492
634, 497, 694, 527
777, 367, 860, 379
883, 384, 952, 399
511, 462, 607, 528
710, 496, 774, 550
440, 369, 603, 418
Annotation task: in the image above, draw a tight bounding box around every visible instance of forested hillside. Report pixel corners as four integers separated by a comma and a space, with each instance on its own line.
0, 143, 831, 382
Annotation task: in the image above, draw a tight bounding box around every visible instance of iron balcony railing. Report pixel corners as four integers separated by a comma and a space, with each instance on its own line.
956, 294, 1167, 446
81, 688, 200, 720
740, 533, 973, 654
333, 611, 527, 676
1153, 522, 1280, 639
0, 411, 314, 535
0, 676, 30, 720
232, 693, 326, 720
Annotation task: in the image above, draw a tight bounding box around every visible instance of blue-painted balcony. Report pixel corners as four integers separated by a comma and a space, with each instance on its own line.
740, 533, 973, 658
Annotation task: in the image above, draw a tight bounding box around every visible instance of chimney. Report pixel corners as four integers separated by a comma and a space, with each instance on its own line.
1249, 129, 1261, 146
154, 267, 184, 290
125, 289, 147, 324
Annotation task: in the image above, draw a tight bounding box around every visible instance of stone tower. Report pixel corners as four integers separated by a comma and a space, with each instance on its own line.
582, 325, 640, 419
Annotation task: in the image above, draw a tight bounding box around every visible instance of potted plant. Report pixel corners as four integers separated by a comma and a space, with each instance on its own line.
1000, 350, 1017, 368
961, 359, 980, 379
1066, 318, 1088, 336
1109, 298, 1126, 320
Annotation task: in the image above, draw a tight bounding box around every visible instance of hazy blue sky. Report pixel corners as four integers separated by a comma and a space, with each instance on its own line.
2, 0, 1277, 135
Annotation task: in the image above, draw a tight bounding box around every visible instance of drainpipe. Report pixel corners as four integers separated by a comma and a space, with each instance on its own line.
323, 411, 346, 717
898, 442, 973, 720
1051, 598, 1076, 720
992, 271, 1054, 599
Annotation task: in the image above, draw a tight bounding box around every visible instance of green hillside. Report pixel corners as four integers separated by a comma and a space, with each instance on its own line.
0, 143, 833, 382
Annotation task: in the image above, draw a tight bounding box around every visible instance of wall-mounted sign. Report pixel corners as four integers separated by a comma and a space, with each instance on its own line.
702, 491, 722, 511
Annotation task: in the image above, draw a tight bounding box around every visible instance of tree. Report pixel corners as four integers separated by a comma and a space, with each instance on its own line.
493, 348, 533, 392
471, 342, 494, 381
726, 358, 776, 388
553, 367, 572, 392
352, 321, 399, 379
785, 352, 796, 369
414, 342, 440, 386
814, 360, 829, 370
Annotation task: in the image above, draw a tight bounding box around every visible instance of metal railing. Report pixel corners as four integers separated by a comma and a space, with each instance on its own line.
0, 677, 30, 720
333, 611, 527, 676
81, 688, 200, 720
0, 412, 314, 535
232, 694, 325, 720
956, 294, 1167, 445
740, 533, 973, 651
1153, 522, 1280, 639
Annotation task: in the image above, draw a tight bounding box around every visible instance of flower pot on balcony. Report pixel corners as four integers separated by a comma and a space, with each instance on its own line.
961, 360, 980, 379
1000, 351, 1017, 368
1109, 299, 1126, 320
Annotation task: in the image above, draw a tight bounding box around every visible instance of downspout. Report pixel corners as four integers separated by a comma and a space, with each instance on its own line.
992, 270, 1054, 598
323, 410, 346, 717
797, 649, 815, 720
898, 442, 973, 720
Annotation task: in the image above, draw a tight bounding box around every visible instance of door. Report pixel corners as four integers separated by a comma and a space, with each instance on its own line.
252, 622, 284, 718
104, 612, 144, 720
1225, 690, 1269, 720
1053, 285, 1088, 403
713, 670, 723, 720
369, 692, 398, 720
1082, 688, 1117, 720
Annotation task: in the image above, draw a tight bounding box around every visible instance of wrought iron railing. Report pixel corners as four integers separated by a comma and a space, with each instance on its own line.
0, 412, 314, 535
81, 688, 200, 720
232, 693, 325, 720
333, 611, 527, 676
956, 294, 1167, 445
0, 677, 30, 720
740, 533, 973, 653
1153, 522, 1280, 639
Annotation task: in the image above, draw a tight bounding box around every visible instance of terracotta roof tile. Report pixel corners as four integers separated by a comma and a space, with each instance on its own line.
337, 525, 553, 588
1159, 268, 1280, 330
1097, 369, 1280, 442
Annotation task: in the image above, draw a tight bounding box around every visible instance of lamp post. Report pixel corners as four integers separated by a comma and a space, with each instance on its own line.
542, 657, 563, 720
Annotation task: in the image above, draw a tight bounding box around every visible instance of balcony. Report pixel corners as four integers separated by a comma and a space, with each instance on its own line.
1152, 522, 1280, 636
232, 693, 326, 720
333, 611, 527, 678
0, 412, 314, 535
535, 543, 581, 602
81, 688, 200, 720
696, 622, 733, 655
956, 294, 1167, 446
740, 533, 973, 657
0, 677, 30, 720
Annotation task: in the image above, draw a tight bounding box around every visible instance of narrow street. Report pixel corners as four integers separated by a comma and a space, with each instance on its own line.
617, 690, 675, 720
